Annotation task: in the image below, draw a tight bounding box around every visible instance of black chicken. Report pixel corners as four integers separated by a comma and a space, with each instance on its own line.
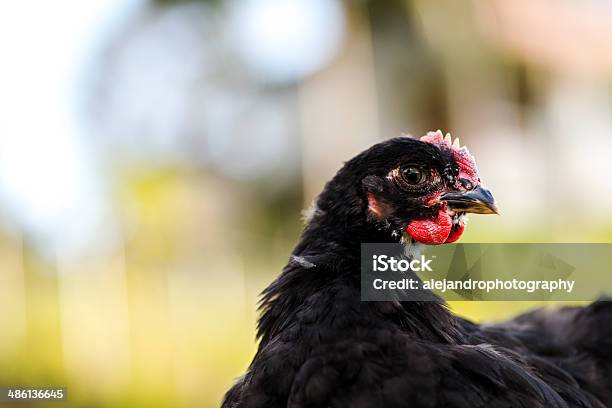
223, 131, 612, 408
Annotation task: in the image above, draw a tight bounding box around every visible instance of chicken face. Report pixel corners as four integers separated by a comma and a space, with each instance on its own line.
362, 130, 497, 245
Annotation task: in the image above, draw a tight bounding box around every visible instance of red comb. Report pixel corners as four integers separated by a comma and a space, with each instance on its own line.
420, 130, 479, 186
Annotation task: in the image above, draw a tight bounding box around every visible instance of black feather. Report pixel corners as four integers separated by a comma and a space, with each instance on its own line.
222, 137, 612, 408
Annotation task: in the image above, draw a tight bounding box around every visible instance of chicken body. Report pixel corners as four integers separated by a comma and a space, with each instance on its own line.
223, 134, 612, 408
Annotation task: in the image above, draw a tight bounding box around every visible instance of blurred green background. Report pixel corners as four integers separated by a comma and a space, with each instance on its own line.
1, 0, 612, 406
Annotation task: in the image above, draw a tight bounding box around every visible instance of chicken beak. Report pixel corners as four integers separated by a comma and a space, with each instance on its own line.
440, 185, 499, 215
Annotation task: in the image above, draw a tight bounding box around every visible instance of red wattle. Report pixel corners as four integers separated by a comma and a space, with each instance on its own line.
445, 223, 465, 243
405, 208, 452, 245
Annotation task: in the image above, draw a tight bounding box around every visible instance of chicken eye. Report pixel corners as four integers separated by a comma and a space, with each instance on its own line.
460, 178, 474, 190
400, 166, 426, 185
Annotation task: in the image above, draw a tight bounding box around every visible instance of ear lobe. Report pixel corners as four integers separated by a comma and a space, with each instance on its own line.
367, 193, 386, 219
362, 176, 387, 220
